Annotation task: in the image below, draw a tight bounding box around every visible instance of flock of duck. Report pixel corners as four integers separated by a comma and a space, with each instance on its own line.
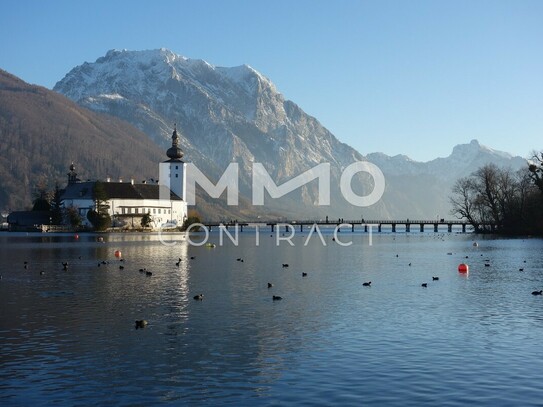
4, 248, 541, 330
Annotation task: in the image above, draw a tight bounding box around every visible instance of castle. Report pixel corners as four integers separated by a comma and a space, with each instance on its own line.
61, 126, 188, 230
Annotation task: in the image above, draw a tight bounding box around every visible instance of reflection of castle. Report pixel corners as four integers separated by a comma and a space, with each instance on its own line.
62, 126, 188, 229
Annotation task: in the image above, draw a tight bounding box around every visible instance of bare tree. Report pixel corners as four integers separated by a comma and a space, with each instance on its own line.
528, 151, 543, 193
451, 159, 543, 234
450, 177, 479, 231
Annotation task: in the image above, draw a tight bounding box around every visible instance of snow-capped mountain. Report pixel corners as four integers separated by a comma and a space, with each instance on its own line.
54, 49, 527, 219
367, 139, 526, 181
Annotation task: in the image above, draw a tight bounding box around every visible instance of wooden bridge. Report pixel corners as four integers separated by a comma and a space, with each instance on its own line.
204, 219, 496, 233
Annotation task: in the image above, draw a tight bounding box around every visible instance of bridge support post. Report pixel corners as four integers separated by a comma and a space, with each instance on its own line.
406, 224, 410, 232
420, 224, 424, 232
364, 224, 368, 233
462, 224, 466, 233
434, 223, 438, 233
392, 223, 396, 233
271, 224, 274, 233
448, 224, 452, 233
352, 223, 355, 232
240, 224, 243, 232
378, 224, 382, 232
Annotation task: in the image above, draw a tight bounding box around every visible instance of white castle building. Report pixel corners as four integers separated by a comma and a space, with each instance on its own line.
61, 126, 188, 229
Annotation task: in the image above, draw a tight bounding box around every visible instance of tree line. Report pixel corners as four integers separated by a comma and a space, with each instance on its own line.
450, 152, 543, 234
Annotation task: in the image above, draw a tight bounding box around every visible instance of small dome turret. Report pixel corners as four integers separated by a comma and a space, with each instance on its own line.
166, 124, 184, 161
67, 162, 79, 184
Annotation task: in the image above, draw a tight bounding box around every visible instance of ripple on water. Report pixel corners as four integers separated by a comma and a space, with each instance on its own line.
1, 233, 543, 405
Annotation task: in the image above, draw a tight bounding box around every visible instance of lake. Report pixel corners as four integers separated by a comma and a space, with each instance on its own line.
1, 230, 543, 406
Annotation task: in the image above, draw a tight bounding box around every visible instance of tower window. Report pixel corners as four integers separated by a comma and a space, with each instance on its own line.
175, 174, 178, 178
175, 166, 178, 169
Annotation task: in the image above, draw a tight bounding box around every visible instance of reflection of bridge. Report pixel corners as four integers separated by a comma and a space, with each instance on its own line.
204, 220, 496, 233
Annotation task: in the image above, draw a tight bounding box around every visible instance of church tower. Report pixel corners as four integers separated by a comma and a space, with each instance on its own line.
159, 124, 186, 201
67, 162, 79, 184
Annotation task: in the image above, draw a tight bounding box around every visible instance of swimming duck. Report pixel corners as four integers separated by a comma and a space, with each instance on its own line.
363, 281, 371, 287
135, 320, 148, 329
193, 294, 204, 300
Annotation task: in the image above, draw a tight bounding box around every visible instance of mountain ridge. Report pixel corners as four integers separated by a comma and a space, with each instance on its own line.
2, 48, 527, 219
0, 68, 265, 220
53, 48, 527, 219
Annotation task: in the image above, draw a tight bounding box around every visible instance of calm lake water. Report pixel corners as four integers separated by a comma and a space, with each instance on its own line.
1, 229, 543, 406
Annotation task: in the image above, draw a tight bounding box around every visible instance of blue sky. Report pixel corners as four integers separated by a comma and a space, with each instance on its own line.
1, 0, 542, 161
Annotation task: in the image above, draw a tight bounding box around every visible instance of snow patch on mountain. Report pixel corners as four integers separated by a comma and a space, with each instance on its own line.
54, 49, 527, 219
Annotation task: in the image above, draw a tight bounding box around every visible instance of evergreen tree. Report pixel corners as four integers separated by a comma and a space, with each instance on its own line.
88, 181, 111, 231
32, 182, 51, 211
141, 212, 152, 228
182, 210, 202, 231
93, 181, 109, 214
66, 206, 82, 228
50, 184, 63, 225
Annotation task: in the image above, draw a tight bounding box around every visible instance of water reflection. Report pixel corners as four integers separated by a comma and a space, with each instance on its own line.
1, 232, 543, 405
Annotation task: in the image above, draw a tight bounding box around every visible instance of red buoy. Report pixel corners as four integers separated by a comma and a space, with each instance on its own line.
115, 250, 122, 258
458, 263, 469, 273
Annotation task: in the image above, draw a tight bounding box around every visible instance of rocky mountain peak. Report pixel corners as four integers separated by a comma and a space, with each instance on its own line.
53, 49, 527, 220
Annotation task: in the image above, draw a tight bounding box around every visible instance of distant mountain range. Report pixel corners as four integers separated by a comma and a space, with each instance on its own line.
0, 49, 527, 220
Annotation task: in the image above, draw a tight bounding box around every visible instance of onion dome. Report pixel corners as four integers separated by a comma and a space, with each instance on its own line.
166, 124, 184, 160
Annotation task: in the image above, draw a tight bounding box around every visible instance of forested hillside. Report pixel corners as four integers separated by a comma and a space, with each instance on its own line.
0, 69, 165, 210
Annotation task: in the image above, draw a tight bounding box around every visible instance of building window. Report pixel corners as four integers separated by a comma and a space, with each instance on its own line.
158, 209, 161, 214
175, 165, 178, 169
153, 208, 156, 214
175, 174, 178, 178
